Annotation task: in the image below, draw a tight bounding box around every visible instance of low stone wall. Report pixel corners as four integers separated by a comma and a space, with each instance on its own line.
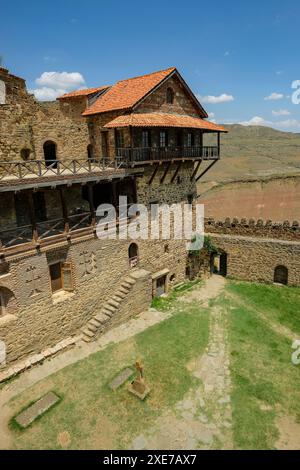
208, 232, 300, 286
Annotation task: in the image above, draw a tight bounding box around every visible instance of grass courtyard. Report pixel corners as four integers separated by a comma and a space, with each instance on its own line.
3, 278, 300, 450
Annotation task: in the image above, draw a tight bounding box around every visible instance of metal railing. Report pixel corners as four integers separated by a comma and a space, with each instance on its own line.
116, 146, 219, 163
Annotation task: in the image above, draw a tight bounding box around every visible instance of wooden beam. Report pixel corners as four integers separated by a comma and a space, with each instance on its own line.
217, 132, 220, 156
59, 187, 70, 234
148, 164, 159, 185
87, 184, 96, 226
27, 192, 39, 243
171, 162, 182, 183
190, 161, 202, 181
160, 162, 171, 184
196, 160, 218, 182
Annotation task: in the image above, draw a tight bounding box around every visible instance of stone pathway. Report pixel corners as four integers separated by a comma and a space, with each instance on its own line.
132, 276, 233, 450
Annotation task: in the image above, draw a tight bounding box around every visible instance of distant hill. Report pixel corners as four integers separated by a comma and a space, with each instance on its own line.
202, 124, 300, 188
199, 125, 300, 222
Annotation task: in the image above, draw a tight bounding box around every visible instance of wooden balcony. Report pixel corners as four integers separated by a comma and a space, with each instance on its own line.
115, 146, 220, 164
0, 158, 135, 191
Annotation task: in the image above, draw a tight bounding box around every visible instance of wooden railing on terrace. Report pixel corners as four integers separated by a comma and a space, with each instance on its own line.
116, 146, 220, 163
0, 158, 124, 183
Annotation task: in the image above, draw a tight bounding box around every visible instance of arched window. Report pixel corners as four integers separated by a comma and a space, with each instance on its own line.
128, 243, 139, 268
87, 144, 94, 161
43, 141, 57, 167
274, 265, 288, 285
21, 148, 31, 160
166, 87, 174, 104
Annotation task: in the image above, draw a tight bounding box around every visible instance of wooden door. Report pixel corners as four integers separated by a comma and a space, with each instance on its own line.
49, 262, 62, 292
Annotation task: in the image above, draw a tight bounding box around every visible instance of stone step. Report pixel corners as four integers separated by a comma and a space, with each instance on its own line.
102, 308, 114, 318
112, 294, 124, 302
95, 313, 109, 324
115, 290, 127, 298
87, 323, 98, 333
118, 286, 130, 295
123, 277, 136, 285
104, 304, 116, 314
82, 328, 95, 338
120, 281, 133, 290
82, 334, 93, 343
107, 299, 120, 309
89, 318, 102, 328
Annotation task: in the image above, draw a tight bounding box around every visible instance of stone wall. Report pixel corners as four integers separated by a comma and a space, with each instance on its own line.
137, 162, 196, 206
208, 233, 300, 286
0, 68, 91, 162
0, 230, 192, 365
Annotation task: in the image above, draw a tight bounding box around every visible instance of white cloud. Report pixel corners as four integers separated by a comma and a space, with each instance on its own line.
272, 109, 291, 116
30, 71, 86, 101
199, 93, 234, 104
264, 92, 284, 101
274, 119, 300, 131
238, 115, 300, 132
36, 71, 85, 90
208, 112, 215, 119
29, 87, 67, 101
240, 116, 268, 126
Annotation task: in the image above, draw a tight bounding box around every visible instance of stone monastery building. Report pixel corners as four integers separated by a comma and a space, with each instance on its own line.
0, 66, 225, 366
1, 65, 299, 375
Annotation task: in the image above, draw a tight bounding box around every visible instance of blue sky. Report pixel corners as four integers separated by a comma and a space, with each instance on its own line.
1, 0, 300, 131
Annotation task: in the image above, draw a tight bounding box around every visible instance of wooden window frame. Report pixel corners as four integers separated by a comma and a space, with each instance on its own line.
49, 260, 74, 294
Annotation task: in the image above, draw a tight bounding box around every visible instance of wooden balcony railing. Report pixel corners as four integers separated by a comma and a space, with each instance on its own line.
0, 158, 124, 183
116, 146, 219, 163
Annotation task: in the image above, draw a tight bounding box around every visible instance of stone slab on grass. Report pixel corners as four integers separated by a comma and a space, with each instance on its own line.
109, 368, 134, 390
15, 391, 61, 428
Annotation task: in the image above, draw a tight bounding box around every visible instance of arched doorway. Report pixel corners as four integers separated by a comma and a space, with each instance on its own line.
274, 265, 288, 285
43, 141, 57, 167
212, 252, 227, 277
87, 144, 94, 161
128, 243, 139, 268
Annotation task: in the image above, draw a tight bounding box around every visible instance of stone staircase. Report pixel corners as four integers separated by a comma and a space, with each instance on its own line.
81, 273, 137, 343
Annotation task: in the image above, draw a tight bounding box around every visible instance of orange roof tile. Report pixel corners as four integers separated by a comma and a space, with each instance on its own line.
82, 67, 176, 116
58, 86, 109, 100
103, 113, 227, 132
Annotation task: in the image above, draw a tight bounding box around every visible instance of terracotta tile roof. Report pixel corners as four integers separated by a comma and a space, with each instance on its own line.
82, 67, 176, 116
103, 113, 227, 132
58, 86, 109, 100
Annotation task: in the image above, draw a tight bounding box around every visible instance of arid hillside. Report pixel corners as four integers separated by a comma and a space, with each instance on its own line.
199, 125, 300, 221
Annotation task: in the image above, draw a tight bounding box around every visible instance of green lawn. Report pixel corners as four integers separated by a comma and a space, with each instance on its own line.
8, 291, 209, 450
216, 281, 300, 449
5, 278, 300, 450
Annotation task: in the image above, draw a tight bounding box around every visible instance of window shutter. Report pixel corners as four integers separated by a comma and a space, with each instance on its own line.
62, 262, 74, 291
